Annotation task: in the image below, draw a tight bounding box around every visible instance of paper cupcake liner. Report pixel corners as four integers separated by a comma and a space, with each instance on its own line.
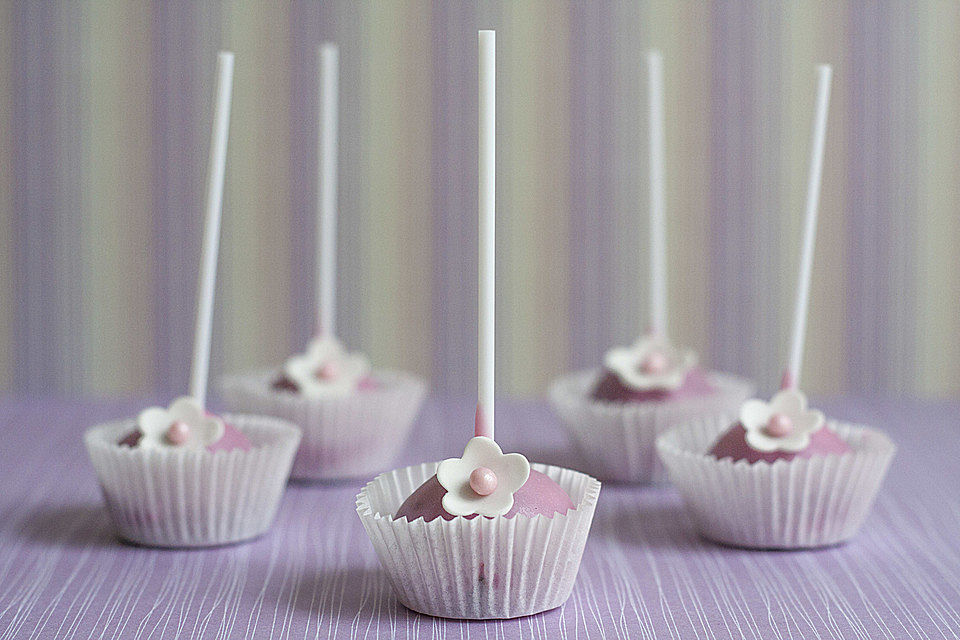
84, 414, 301, 548
549, 369, 754, 484
656, 414, 896, 549
219, 370, 426, 481
356, 462, 601, 620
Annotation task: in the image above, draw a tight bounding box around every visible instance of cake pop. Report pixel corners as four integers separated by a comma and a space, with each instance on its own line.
658, 65, 894, 549
85, 53, 300, 548
357, 32, 600, 619
550, 51, 753, 483
220, 43, 425, 480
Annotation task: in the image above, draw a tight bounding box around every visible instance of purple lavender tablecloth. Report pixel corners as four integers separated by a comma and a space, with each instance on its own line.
0, 395, 957, 639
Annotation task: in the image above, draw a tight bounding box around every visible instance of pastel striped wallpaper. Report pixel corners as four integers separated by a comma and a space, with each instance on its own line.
3, 2, 958, 400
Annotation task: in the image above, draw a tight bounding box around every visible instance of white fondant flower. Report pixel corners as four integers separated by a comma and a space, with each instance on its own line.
603, 335, 696, 391
135, 396, 225, 450
437, 436, 531, 517
283, 335, 370, 398
740, 388, 825, 453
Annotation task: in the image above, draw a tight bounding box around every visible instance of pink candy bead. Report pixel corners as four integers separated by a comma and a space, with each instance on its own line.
764, 413, 793, 438
316, 361, 339, 380
165, 420, 190, 446
640, 351, 669, 375
469, 467, 498, 496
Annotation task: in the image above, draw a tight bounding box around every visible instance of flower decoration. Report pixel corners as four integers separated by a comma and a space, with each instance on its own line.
603, 335, 696, 391
282, 335, 370, 398
740, 388, 825, 453
135, 396, 225, 450
437, 436, 531, 517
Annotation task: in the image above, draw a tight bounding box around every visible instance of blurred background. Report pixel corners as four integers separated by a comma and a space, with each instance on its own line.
1, 2, 956, 400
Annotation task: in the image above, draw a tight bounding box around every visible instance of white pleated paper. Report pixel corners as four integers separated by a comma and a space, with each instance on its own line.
84, 414, 301, 548
356, 462, 601, 620
656, 414, 896, 549
219, 370, 426, 481
549, 369, 754, 483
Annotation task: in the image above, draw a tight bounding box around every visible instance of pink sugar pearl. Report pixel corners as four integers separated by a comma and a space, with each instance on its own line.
640, 351, 669, 375
469, 467, 498, 496
764, 413, 793, 438
165, 420, 190, 446
316, 361, 339, 380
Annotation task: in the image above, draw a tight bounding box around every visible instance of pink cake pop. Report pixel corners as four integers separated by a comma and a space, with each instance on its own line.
657, 64, 894, 552
85, 53, 307, 550
550, 50, 751, 485
708, 378, 850, 464
116, 52, 249, 455
708, 62, 848, 466
397, 31, 571, 522
119, 397, 251, 452
590, 330, 718, 403
218, 43, 424, 482
270, 337, 378, 395
396, 407, 573, 522
357, 31, 599, 621
269, 43, 376, 398
588, 52, 717, 406
592, 365, 716, 403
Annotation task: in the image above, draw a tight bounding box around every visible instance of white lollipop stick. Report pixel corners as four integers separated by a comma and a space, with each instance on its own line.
784, 64, 832, 390
476, 30, 495, 440
647, 50, 667, 338
189, 51, 234, 408
317, 43, 339, 337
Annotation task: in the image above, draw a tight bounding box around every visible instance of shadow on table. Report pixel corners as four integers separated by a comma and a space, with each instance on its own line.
591, 499, 705, 551
17, 503, 120, 549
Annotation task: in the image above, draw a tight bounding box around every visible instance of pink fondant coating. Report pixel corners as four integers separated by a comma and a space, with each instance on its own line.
206, 423, 252, 452
117, 421, 251, 452
469, 467, 498, 496
395, 469, 575, 522
591, 366, 716, 403
708, 422, 851, 464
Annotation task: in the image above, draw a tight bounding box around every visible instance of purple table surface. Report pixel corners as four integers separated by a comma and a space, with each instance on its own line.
0, 395, 958, 640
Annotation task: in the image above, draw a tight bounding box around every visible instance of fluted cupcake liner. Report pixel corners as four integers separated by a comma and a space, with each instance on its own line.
84, 414, 301, 548
656, 414, 895, 549
356, 462, 601, 620
219, 370, 426, 481
549, 369, 754, 484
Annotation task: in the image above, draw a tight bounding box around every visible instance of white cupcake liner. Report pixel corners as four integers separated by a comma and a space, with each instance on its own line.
656, 414, 896, 549
356, 462, 601, 620
219, 370, 426, 481
549, 369, 754, 484
84, 414, 301, 548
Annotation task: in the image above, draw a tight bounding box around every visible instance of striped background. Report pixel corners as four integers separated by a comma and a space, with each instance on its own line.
2, 1, 958, 400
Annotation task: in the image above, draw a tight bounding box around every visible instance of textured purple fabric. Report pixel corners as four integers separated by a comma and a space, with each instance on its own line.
0, 395, 955, 638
